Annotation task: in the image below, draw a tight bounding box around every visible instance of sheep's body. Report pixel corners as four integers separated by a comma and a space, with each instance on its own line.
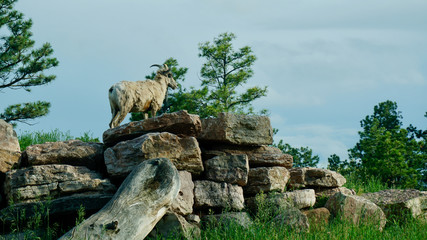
108, 64, 176, 128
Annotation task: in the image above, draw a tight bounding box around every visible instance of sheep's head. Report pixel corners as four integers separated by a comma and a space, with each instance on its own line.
151, 64, 178, 90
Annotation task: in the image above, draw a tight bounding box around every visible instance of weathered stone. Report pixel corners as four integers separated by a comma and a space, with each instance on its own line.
4, 164, 116, 203
171, 171, 194, 215
244, 167, 290, 195
314, 187, 356, 198
302, 207, 330, 227
149, 211, 200, 239
20, 140, 104, 171
194, 180, 244, 211
104, 132, 203, 178
272, 206, 310, 232
186, 214, 201, 225
59, 158, 180, 240
0, 119, 20, 152
201, 212, 253, 229
202, 145, 292, 169
0, 149, 20, 174
103, 110, 202, 146
198, 113, 273, 146
289, 167, 346, 189
362, 189, 427, 221
204, 154, 249, 186
325, 192, 386, 231
271, 189, 316, 209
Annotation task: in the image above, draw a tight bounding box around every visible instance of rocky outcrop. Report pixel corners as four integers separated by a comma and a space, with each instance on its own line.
149, 211, 200, 239
272, 189, 316, 209
20, 140, 104, 171
0, 120, 20, 152
244, 167, 290, 195
201, 212, 253, 229
103, 110, 202, 147
171, 171, 194, 216
314, 187, 356, 198
326, 192, 387, 231
362, 189, 427, 221
202, 145, 293, 169
302, 207, 331, 226
194, 180, 244, 211
0, 149, 20, 174
288, 167, 346, 189
198, 113, 273, 146
4, 164, 116, 203
60, 158, 180, 240
204, 154, 249, 186
104, 132, 203, 179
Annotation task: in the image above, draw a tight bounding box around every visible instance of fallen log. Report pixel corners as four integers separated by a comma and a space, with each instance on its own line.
59, 158, 180, 240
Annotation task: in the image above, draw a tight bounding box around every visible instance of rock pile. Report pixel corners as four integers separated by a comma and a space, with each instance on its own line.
0, 110, 425, 238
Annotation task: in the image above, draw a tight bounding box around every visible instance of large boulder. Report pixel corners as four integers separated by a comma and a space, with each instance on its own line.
0, 119, 20, 152
171, 171, 194, 215
104, 132, 203, 179
244, 167, 290, 195
198, 113, 273, 146
272, 206, 310, 232
362, 189, 427, 222
314, 187, 356, 198
20, 140, 104, 171
0, 149, 20, 174
4, 164, 116, 203
59, 158, 181, 240
302, 207, 331, 227
288, 167, 346, 189
202, 145, 292, 168
204, 154, 249, 186
149, 211, 200, 239
271, 189, 316, 209
201, 212, 253, 229
103, 110, 202, 147
194, 180, 244, 211
325, 192, 386, 231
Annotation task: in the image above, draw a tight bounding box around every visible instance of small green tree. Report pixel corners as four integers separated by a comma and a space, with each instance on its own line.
349, 100, 426, 188
197, 32, 267, 117
327, 154, 341, 171
0, 0, 58, 125
275, 139, 319, 167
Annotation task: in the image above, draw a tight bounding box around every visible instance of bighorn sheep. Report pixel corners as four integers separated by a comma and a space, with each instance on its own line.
108, 64, 177, 128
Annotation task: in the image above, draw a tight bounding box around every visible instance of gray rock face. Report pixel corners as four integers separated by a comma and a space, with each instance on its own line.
149, 211, 200, 239
21, 140, 104, 171
171, 171, 194, 215
194, 180, 244, 211
204, 154, 249, 186
289, 167, 346, 188
0, 149, 20, 174
59, 158, 181, 240
302, 207, 331, 226
0, 119, 20, 152
244, 167, 290, 195
272, 189, 316, 209
4, 164, 116, 203
362, 189, 427, 221
325, 192, 387, 231
198, 113, 273, 146
201, 212, 253, 229
104, 132, 203, 179
273, 206, 310, 232
103, 110, 202, 147
202, 145, 292, 168
314, 187, 356, 198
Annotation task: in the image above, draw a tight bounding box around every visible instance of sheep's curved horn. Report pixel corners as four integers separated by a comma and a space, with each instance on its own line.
150, 64, 162, 68
163, 64, 169, 71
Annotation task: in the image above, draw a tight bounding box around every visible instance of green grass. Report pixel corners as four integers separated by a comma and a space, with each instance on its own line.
18, 129, 100, 151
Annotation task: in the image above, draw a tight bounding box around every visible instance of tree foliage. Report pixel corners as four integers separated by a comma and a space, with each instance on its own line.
0, 0, 58, 125
349, 100, 426, 188
275, 139, 319, 167
131, 33, 267, 121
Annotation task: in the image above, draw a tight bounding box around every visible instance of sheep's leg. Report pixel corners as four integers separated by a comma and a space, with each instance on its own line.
144, 113, 149, 120
151, 109, 157, 119
109, 107, 118, 128
114, 109, 129, 127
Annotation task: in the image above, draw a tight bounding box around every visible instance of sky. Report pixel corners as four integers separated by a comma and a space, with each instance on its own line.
2, 0, 427, 167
